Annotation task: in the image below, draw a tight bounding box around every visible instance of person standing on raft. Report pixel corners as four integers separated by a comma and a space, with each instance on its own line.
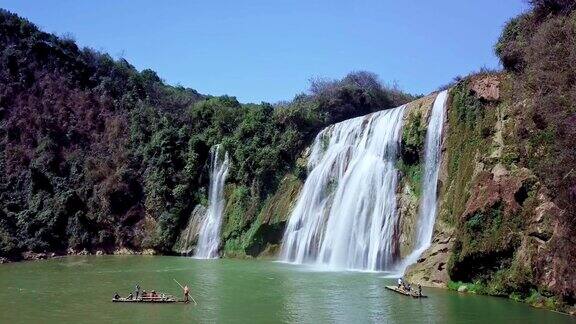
135, 284, 141, 299
183, 285, 190, 303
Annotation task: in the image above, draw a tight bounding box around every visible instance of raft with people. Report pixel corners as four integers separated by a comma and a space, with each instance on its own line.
111, 279, 197, 304
112, 290, 180, 303
385, 285, 428, 298
386, 278, 427, 298
112, 295, 179, 303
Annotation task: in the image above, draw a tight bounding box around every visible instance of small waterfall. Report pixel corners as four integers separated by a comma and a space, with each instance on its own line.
280, 106, 406, 271
194, 145, 230, 259
399, 90, 448, 270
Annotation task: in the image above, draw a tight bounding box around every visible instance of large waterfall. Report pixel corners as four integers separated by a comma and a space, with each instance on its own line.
280, 106, 406, 271
400, 90, 448, 269
280, 90, 448, 272
194, 145, 230, 259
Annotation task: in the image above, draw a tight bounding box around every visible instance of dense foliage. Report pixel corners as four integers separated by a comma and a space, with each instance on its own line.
0, 9, 415, 258
494, 0, 576, 300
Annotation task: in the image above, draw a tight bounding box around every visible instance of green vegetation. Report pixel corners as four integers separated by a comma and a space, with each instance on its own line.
447, 281, 487, 294
401, 109, 427, 165
441, 3, 576, 310
440, 81, 547, 309
0, 9, 415, 259
440, 82, 495, 226
222, 174, 302, 257
398, 103, 428, 198
491, 0, 576, 310
397, 161, 423, 199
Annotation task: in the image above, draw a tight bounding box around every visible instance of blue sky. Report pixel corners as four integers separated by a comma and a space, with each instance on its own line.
1, 1, 528, 103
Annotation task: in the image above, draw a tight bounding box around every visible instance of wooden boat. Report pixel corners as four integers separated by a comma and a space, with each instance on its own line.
385, 285, 428, 298
112, 295, 182, 303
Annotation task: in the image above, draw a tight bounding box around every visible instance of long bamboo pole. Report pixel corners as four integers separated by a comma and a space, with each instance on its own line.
173, 279, 197, 305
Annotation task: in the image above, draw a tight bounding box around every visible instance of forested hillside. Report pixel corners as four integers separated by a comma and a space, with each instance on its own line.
0, 9, 415, 259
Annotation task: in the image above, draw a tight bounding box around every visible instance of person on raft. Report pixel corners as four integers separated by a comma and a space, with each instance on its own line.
183, 285, 190, 303
397, 278, 403, 289
135, 284, 141, 299
418, 284, 422, 297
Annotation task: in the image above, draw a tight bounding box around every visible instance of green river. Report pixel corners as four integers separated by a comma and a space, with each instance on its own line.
0, 256, 572, 323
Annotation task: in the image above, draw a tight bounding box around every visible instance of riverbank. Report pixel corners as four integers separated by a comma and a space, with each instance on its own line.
0, 248, 158, 264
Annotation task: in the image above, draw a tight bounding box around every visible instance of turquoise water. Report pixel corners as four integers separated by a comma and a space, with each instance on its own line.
0, 256, 572, 323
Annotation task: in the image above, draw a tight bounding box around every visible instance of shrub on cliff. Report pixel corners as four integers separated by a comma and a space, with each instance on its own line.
493, 2, 576, 304
309, 71, 417, 125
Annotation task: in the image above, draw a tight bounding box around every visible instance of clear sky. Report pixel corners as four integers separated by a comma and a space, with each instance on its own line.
0, 0, 529, 103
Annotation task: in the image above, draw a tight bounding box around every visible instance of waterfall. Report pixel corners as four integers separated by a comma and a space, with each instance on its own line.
194, 144, 230, 259
280, 106, 406, 271
280, 90, 448, 272
400, 90, 448, 270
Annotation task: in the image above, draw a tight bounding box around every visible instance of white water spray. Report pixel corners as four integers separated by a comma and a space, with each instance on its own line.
280, 106, 406, 271
280, 90, 448, 273
194, 145, 230, 259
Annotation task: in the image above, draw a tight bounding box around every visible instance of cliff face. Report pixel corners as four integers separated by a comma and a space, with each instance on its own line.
404, 74, 575, 313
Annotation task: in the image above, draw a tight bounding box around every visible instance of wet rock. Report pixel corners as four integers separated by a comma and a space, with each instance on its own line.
397, 181, 418, 258
114, 248, 134, 255
141, 249, 156, 255
404, 219, 454, 288
173, 205, 207, 255
22, 251, 47, 261
458, 285, 468, 292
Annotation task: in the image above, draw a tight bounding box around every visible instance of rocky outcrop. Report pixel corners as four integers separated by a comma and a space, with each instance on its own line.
396, 95, 436, 258
402, 92, 453, 287
404, 219, 454, 287
403, 75, 575, 314
220, 174, 303, 258
172, 205, 207, 255
397, 183, 418, 258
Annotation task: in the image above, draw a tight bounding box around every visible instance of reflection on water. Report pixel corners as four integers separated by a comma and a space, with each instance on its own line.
0, 256, 572, 324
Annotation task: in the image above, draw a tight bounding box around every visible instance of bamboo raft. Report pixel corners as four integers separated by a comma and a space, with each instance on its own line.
112, 295, 181, 303
385, 286, 428, 298
112, 279, 197, 305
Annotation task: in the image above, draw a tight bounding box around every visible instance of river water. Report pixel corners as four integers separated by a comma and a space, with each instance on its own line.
0, 256, 571, 323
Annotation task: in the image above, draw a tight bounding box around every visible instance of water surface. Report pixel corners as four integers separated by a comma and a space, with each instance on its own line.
0, 256, 572, 323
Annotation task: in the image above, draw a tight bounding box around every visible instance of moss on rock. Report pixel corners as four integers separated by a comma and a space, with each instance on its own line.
221, 174, 302, 257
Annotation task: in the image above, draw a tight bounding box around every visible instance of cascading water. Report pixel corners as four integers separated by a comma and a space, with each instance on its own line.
400, 90, 448, 270
280, 106, 406, 271
194, 144, 230, 259
280, 90, 449, 273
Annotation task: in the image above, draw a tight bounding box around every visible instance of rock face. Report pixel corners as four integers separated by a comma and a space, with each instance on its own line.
403, 75, 574, 313
404, 219, 453, 287
396, 95, 436, 258
220, 174, 303, 258
402, 92, 453, 287
468, 75, 500, 102
173, 205, 207, 255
